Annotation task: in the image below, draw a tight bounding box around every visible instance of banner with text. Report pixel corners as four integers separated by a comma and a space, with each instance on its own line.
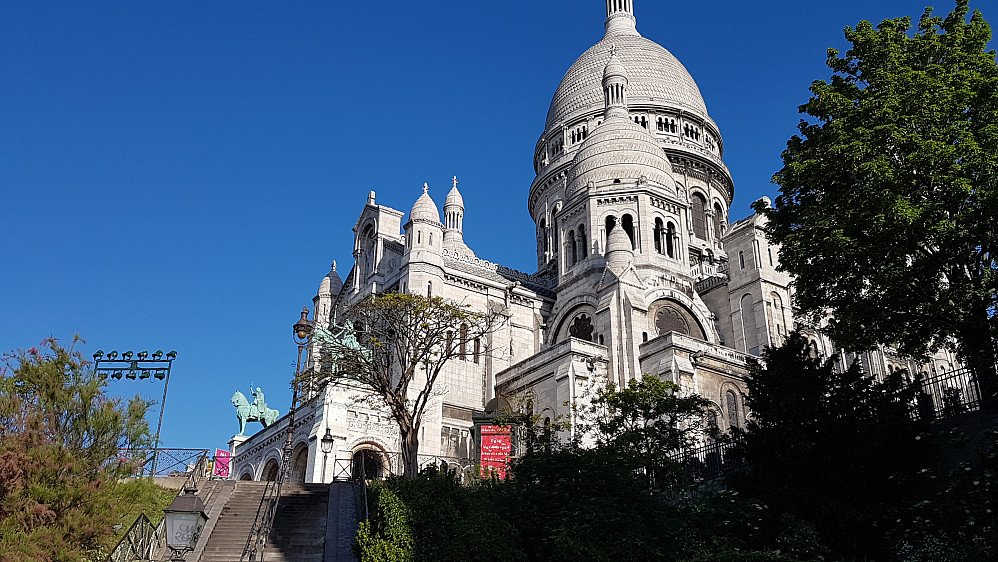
479, 425, 512, 480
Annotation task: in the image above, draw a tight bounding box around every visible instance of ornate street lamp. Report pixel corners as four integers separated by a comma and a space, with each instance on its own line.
320, 428, 335, 483
163, 487, 208, 561
281, 307, 313, 482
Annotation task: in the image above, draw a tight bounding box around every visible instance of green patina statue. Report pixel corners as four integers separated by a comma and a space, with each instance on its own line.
230, 386, 280, 435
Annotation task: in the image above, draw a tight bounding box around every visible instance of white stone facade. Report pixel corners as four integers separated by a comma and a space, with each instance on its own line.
228, 1, 960, 482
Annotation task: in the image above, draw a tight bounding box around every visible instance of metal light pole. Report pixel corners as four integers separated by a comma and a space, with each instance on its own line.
93, 349, 177, 476
280, 307, 314, 483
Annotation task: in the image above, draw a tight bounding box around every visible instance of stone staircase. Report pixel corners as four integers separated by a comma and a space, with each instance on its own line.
198, 481, 330, 562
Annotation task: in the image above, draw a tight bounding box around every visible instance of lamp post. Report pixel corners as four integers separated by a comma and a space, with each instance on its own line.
93, 349, 177, 476
163, 486, 208, 561
320, 428, 334, 483
280, 307, 314, 483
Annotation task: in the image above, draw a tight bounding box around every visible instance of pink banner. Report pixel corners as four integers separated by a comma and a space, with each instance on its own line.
479, 425, 511, 479
213, 449, 230, 477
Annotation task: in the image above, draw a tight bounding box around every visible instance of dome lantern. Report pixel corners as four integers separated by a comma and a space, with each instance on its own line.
605, 0, 637, 36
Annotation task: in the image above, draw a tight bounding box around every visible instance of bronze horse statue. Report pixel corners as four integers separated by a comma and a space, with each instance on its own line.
231, 390, 280, 435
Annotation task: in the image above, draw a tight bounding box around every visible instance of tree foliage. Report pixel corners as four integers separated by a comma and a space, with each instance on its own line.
314, 293, 504, 478
735, 331, 929, 558
0, 337, 159, 561
586, 376, 712, 492
762, 0, 998, 399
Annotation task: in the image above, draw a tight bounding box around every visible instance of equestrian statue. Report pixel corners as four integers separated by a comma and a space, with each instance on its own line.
231, 386, 280, 435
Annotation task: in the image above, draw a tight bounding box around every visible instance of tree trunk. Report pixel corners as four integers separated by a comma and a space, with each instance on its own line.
961, 303, 998, 408
399, 426, 420, 479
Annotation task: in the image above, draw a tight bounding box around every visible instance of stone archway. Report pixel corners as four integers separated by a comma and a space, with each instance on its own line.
239, 472, 253, 481
290, 443, 309, 483
352, 447, 387, 480
262, 458, 280, 481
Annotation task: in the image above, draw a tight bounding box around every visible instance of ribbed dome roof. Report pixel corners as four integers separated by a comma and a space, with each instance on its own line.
566, 115, 674, 193
317, 262, 342, 296
444, 183, 464, 209
409, 184, 441, 223
546, 33, 708, 131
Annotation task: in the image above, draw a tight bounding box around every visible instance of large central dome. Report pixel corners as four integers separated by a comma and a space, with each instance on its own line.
545, 33, 709, 131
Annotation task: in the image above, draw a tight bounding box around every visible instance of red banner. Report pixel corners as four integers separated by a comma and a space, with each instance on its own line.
213, 449, 230, 477
479, 425, 511, 479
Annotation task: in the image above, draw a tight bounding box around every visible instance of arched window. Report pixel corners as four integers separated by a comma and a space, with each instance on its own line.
713, 203, 724, 239
692, 193, 707, 239
739, 251, 745, 269
667, 222, 676, 258
427, 281, 432, 298
605, 215, 617, 235
446, 330, 454, 352
741, 294, 759, 355
726, 390, 740, 428
621, 214, 635, 249
654, 217, 665, 254
567, 229, 577, 266
539, 218, 549, 257
473, 337, 481, 364
569, 313, 595, 342
771, 292, 785, 343
459, 323, 468, 359
578, 225, 588, 259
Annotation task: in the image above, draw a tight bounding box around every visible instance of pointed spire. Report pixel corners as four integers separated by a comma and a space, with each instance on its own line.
604, 0, 638, 36
444, 175, 465, 237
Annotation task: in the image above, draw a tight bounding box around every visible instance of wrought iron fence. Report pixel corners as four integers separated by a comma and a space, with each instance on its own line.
328, 451, 479, 482
677, 439, 748, 481
907, 367, 982, 421
111, 448, 211, 478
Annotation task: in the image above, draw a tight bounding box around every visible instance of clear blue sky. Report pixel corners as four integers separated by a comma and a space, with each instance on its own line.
2, 1, 992, 455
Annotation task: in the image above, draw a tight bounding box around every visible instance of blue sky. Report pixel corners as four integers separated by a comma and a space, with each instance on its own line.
2, 1, 992, 456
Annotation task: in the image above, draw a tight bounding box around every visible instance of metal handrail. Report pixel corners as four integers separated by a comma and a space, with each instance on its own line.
241, 478, 281, 561
105, 513, 165, 562
104, 450, 209, 562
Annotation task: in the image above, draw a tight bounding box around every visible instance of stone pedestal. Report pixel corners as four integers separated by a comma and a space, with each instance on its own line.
228, 434, 249, 458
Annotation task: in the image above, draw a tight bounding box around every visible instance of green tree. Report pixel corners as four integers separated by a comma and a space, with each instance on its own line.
0, 337, 155, 561
587, 376, 712, 492
762, 0, 998, 402
736, 332, 928, 558
313, 293, 504, 478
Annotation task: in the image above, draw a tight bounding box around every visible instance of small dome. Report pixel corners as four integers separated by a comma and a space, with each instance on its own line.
602, 50, 627, 83
317, 262, 342, 296
605, 224, 633, 269
566, 116, 674, 193
444, 180, 464, 210
409, 183, 441, 223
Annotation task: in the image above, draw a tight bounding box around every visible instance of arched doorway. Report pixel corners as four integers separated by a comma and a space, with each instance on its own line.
239, 472, 253, 481
262, 458, 280, 481
352, 448, 386, 480
290, 443, 309, 483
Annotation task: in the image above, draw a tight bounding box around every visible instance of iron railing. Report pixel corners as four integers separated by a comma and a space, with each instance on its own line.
104, 450, 211, 562
328, 451, 478, 482
907, 367, 982, 420
678, 439, 747, 481
111, 448, 211, 478
242, 477, 281, 561
105, 513, 164, 562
